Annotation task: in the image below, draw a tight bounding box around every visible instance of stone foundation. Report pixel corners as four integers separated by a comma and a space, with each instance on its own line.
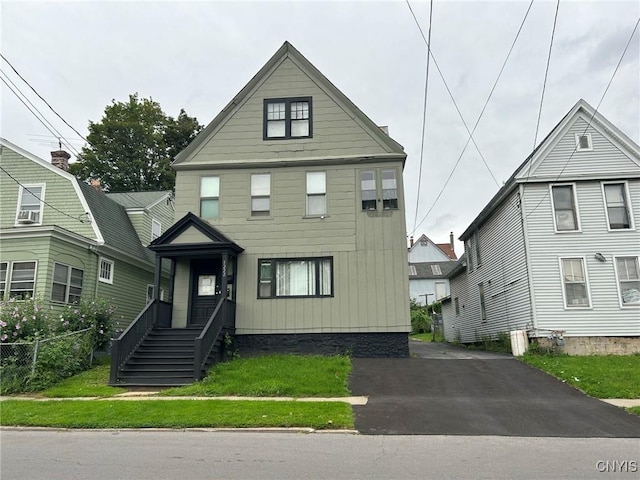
534, 336, 640, 355
233, 332, 409, 358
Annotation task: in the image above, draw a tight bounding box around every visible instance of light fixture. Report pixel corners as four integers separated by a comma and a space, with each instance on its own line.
594, 253, 606, 262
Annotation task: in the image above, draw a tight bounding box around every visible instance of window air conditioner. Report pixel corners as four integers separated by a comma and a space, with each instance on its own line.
16, 210, 38, 224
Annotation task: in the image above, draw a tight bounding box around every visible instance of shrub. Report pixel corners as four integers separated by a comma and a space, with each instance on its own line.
0, 297, 50, 342
52, 298, 116, 351
410, 299, 431, 334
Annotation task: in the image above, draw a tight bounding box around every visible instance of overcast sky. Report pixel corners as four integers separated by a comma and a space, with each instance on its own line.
2, 0, 639, 254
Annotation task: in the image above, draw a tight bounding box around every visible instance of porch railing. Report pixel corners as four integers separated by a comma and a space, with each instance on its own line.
110, 300, 156, 384
193, 297, 235, 381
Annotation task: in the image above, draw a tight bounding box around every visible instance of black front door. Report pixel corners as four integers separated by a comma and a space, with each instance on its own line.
190, 259, 221, 326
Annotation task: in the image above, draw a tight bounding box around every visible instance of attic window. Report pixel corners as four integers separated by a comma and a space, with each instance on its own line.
431, 265, 442, 275
409, 265, 417, 276
264, 98, 312, 140
575, 133, 592, 151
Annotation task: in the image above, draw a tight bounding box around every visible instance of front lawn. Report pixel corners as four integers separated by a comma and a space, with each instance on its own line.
0, 399, 353, 429
160, 354, 351, 397
39, 363, 125, 398
520, 354, 640, 399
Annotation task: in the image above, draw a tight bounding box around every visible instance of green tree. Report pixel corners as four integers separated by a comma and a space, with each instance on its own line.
69, 94, 202, 192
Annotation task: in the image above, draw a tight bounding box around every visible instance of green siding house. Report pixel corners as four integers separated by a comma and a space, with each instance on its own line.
0, 138, 173, 327
112, 41, 410, 383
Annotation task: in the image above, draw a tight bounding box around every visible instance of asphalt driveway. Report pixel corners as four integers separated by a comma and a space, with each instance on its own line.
349, 340, 640, 437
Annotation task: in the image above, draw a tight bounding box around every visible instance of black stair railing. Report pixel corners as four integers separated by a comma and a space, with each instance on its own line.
110, 300, 156, 384
193, 297, 235, 380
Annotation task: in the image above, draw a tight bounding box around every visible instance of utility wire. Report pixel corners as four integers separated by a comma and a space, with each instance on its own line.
412, 0, 434, 235
0, 69, 81, 157
0, 166, 88, 224
410, 0, 535, 236
0, 53, 89, 144
525, 15, 640, 219
406, 0, 500, 190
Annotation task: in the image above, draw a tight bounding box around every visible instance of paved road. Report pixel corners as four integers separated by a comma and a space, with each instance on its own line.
2, 430, 639, 480
349, 340, 640, 437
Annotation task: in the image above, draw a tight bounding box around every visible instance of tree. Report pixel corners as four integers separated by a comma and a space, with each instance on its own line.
69, 94, 202, 192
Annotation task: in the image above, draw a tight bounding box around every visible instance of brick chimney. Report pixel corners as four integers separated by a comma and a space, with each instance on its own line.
51, 150, 71, 171
91, 179, 102, 191
450, 232, 455, 254
409, 236, 414, 248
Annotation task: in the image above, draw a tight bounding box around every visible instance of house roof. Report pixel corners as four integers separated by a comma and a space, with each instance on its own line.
409, 261, 458, 280
106, 191, 172, 210
173, 41, 406, 166
459, 99, 640, 241
445, 254, 467, 280
78, 182, 154, 263
409, 234, 457, 260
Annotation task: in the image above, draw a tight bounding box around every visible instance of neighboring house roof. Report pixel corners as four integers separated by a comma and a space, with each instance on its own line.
459, 99, 640, 241
435, 243, 457, 260
173, 41, 405, 166
409, 261, 458, 280
106, 191, 172, 210
445, 254, 467, 280
78, 182, 154, 263
409, 234, 457, 260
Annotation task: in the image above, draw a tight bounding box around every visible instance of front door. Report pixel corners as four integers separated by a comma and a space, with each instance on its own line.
190, 260, 221, 326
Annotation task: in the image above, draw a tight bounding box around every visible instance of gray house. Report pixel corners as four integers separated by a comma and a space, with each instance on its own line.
110, 41, 411, 385
408, 234, 457, 304
442, 99, 640, 355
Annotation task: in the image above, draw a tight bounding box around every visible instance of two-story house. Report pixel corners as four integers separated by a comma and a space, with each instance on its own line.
441, 99, 640, 354
408, 233, 457, 304
0, 138, 173, 328
110, 41, 411, 385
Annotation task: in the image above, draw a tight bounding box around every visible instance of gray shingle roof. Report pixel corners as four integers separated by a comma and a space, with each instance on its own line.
408, 261, 457, 279
106, 191, 171, 209
78, 182, 154, 263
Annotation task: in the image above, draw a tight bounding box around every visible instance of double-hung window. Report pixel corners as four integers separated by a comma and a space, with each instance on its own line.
200, 176, 220, 220
615, 256, 640, 306
560, 258, 590, 307
98, 258, 114, 284
551, 184, 579, 232
52, 263, 83, 304
8, 261, 36, 300
0, 262, 7, 299
479, 283, 487, 322
602, 182, 633, 230
264, 97, 312, 139
257, 257, 333, 298
360, 169, 399, 211
16, 184, 45, 225
306, 172, 326, 216
151, 219, 162, 240
251, 174, 271, 216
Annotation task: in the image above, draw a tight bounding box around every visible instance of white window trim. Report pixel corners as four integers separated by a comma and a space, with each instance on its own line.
479, 282, 487, 322
6, 260, 38, 300
601, 181, 635, 231
305, 171, 327, 217
98, 257, 114, 284
613, 255, 640, 308
250, 173, 272, 218
51, 262, 83, 304
200, 176, 221, 220
0, 261, 7, 300
575, 133, 593, 151
147, 284, 165, 303
15, 183, 46, 226
558, 256, 592, 310
550, 183, 582, 233
151, 219, 162, 240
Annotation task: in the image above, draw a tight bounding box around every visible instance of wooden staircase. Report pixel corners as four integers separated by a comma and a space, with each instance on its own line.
116, 327, 206, 387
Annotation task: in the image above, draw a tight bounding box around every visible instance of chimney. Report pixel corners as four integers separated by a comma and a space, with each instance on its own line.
409, 236, 414, 248
91, 179, 102, 191
51, 150, 70, 171
450, 232, 455, 253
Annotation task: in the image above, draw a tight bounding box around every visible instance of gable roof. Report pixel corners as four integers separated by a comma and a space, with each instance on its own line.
78, 182, 154, 263
106, 191, 172, 210
460, 99, 640, 241
173, 41, 405, 166
409, 234, 457, 260
149, 212, 244, 256
409, 261, 458, 280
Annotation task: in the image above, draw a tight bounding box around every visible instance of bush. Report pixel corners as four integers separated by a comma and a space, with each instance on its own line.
0, 297, 50, 342
410, 299, 431, 334
52, 298, 116, 351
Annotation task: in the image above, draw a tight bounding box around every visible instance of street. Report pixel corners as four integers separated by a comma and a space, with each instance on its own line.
2, 429, 639, 480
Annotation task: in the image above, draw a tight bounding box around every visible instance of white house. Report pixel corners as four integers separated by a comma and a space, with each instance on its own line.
442, 99, 640, 355
408, 234, 456, 305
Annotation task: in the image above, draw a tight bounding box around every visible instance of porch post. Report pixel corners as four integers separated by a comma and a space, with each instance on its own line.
221, 253, 229, 298
153, 255, 162, 325
168, 258, 176, 302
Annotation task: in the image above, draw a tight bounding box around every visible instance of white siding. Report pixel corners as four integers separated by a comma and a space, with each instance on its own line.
408, 239, 452, 262
409, 278, 450, 305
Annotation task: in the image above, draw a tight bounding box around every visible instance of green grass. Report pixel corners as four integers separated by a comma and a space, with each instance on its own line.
520, 354, 640, 399
0, 399, 353, 429
38, 364, 125, 398
160, 354, 352, 397
628, 407, 640, 417
410, 333, 434, 342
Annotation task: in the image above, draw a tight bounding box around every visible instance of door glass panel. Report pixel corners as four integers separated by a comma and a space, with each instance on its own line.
198, 275, 216, 296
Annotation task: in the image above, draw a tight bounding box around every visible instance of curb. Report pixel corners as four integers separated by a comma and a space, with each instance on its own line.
0, 426, 360, 434
0, 395, 368, 405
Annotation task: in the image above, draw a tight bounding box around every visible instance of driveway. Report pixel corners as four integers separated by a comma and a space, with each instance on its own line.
349, 340, 640, 437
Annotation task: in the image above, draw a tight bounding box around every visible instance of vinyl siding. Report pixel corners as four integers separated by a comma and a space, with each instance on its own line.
408, 241, 452, 262
523, 178, 640, 336
409, 278, 450, 305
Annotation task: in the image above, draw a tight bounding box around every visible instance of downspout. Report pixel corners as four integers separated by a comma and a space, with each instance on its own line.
518, 185, 537, 332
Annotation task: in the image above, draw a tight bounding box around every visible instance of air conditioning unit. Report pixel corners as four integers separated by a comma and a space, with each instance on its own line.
16, 210, 38, 224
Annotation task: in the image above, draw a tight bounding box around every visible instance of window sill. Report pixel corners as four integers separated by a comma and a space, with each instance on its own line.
554, 230, 582, 234
247, 216, 273, 221
98, 279, 113, 285
303, 215, 329, 220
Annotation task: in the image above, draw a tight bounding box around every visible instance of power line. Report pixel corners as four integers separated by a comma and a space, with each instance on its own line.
0, 165, 88, 224
410, 0, 535, 236
0, 53, 89, 144
525, 15, 640, 219
412, 0, 434, 235
406, 0, 500, 190
0, 69, 81, 157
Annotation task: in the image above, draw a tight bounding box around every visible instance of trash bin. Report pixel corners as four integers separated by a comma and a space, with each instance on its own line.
510, 330, 528, 356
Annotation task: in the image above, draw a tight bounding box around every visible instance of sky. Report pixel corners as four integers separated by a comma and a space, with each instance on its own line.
2, 0, 639, 255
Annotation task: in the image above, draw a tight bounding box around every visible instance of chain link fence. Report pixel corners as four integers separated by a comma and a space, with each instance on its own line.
1, 328, 94, 394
